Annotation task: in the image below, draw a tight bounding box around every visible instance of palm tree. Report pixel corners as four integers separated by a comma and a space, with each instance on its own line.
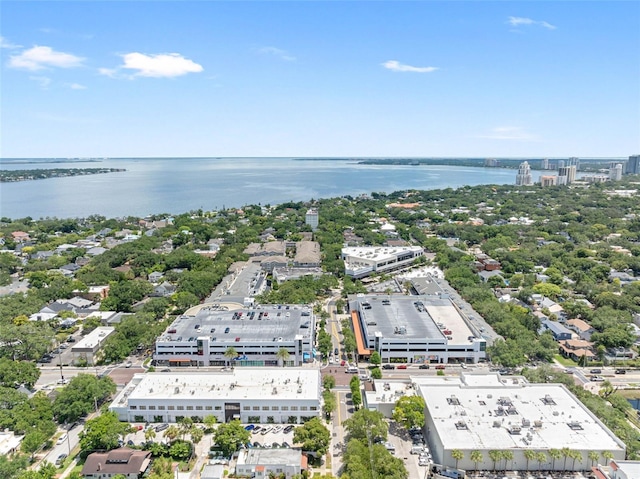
276, 347, 290, 367
549, 448, 562, 470
502, 450, 514, 472
588, 451, 600, 467
144, 427, 156, 443
470, 450, 483, 474
489, 450, 501, 471
536, 452, 547, 472
224, 346, 238, 368
164, 425, 179, 443
602, 451, 614, 466
178, 416, 193, 440
203, 414, 218, 432
524, 450, 537, 471
569, 450, 582, 470
452, 449, 464, 469
561, 447, 571, 470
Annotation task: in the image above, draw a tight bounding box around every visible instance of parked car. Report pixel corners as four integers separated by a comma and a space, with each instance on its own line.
382, 364, 395, 370
435, 365, 446, 370
55, 453, 67, 466
397, 364, 407, 370
590, 368, 602, 374
245, 424, 255, 431
253, 426, 262, 434
155, 423, 169, 432
591, 376, 605, 382
283, 425, 295, 434
615, 369, 627, 374
125, 361, 132, 368
419, 364, 430, 369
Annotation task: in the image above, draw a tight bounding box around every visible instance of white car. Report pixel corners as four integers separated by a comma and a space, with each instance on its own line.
272, 425, 282, 433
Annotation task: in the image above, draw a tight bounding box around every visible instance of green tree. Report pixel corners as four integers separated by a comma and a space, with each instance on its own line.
502, 450, 514, 472
588, 451, 599, 467
343, 409, 387, 443
549, 449, 562, 470
0, 359, 40, 389
560, 447, 571, 470
213, 420, 250, 457
370, 351, 381, 366
164, 425, 179, 443
452, 449, 464, 469
524, 450, 537, 471
392, 396, 426, 430
470, 450, 483, 473
536, 452, 547, 472
322, 390, 336, 418
144, 427, 156, 443
489, 450, 501, 471
292, 417, 330, 456
224, 347, 238, 368
322, 375, 336, 390
203, 414, 218, 432
602, 450, 614, 465
370, 367, 382, 379
52, 374, 116, 423
276, 347, 290, 366
79, 411, 131, 452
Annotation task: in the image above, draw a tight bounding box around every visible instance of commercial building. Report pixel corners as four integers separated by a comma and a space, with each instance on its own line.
558, 165, 577, 184
305, 209, 319, 231
348, 294, 486, 364
236, 449, 307, 479
70, 326, 115, 366
109, 370, 321, 424
341, 246, 424, 279
515, 161, 533, 186
540, 175, 557, 187
625, 155, 640, 175
153, 304, 315, 367
417, 374, 625, 472
610, 163, 623, 181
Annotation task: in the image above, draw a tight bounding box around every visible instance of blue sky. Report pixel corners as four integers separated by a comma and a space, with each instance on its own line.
2, 1, 639, 158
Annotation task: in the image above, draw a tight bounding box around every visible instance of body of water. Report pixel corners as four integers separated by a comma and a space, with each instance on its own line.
1, 157, 522, 219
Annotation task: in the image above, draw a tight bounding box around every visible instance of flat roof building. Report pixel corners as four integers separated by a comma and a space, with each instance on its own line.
154, 304, 315, 367
110, 370, 321, 424
236, 448, 307, 479
341, 246, 424, 278
418, 374, 625, 472
349, 294, 486, 364
70, 326, 115, 366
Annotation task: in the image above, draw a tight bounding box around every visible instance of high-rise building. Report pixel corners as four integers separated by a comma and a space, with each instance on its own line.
305, 208, 319, 231
515, 161, 533, 186
625, 155, 640, 175
610, 164, 623, 181
558, 165, 577, 184
541, 158, 549, 170
484, 158, 498, 167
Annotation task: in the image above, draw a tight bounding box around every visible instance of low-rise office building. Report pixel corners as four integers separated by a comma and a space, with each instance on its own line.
70, 326, 115, 366
153, 304, 315, 367
81, 448, 151, 479
417, 374, 625, 472
348, 294, 486, 364
341, 246, 424, 278
110, 370, 321, 424
236, 449, 307, 479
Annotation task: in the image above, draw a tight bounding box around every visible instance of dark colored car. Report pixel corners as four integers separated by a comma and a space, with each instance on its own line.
55, 454, 67, 466
283, 425, 295, 433
155, 423, 169, 432
382, 364, 395, 370
419, 364, 430, 369
615, 369, 627, 374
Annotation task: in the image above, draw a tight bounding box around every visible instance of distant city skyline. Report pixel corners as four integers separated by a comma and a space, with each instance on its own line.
1, 1, 639, 158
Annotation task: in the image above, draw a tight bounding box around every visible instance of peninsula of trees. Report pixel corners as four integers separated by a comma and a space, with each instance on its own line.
0, 168, 126, 182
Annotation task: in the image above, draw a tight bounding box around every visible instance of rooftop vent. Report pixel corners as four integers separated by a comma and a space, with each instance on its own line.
522, 418, 531, 427
508, 425, 522, 435
541, 395, 556, 406
534, 420, 543, 428
567, 421, 583, 430
272, 388, 278, 395
447, 395, 461, 406
455, 420, 468, 430
493, 420, 501, 428
174, 387, 180, 394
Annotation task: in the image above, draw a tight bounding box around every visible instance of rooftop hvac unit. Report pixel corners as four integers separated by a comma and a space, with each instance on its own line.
174, 387, 180, 394
272, 388, 278, 395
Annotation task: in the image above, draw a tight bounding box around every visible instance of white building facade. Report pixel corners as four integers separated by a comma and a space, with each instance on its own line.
305, 209, 319, 231
341, 246, 424, 279
110, 370, 321, 424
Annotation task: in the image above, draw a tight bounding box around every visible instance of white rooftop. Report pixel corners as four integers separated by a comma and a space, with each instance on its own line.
342, 246, 423, 262
118, 369, 320, 403
419, 373, 625, 452
72, 327, 114, 350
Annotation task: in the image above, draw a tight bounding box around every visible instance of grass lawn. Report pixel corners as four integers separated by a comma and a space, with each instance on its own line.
614, 389, 640, 399
553, 354, 578, 367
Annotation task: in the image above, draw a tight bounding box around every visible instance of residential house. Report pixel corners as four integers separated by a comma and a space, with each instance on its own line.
539, 319, 573, 341
32, 250, 54, 261
559, 339, 595, 362
566, 319, 595, 341
477, 270, 504, 284
11, 231, 30, 243
148, 271, 164, 283
152, 281, 176, 298
81, 448, 151, 479
86, 246, 107, 257
260, 256, 289, 273
293, 241, 321, 267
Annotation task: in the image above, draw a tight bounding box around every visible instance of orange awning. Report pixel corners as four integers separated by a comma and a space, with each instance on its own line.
351, 310, 371, 356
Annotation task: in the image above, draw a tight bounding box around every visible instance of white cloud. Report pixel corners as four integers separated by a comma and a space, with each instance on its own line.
113, 52, 203, 78
476, 126, 539, 141
9, 45, 85, 70
68, 83, 87, 90
382, 60, 438, 73
0, 36, 22, 49
258, 46, 296, 61
29, 76, 52, 89
507, 16, 556, 30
